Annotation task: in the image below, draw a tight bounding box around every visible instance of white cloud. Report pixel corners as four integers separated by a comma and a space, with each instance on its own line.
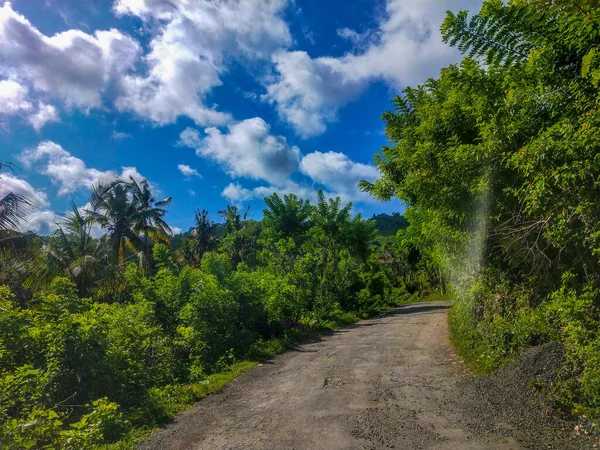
336, 27, 374, 48
265, 0, 481, 137
0, 79, 32, 114
19, 141, 105, 195
300, 151, 378, 200
178, 164, 202, 179
171, 226, 183, 235
119, 166, 147, 186
264, 51, 364, 137
25, 210, 57, 234
220, 179, 333, 205
177, 128, 202, 148
222, 182, 252, 203
221, 151, 379, 205
28, 103, 59, 131
18, 141, 147, 195
188, 189, 196, 197
0, 79, 59, 130
0, 172, 49, 208
111, 130, 132, 140
0, 3, 141, 110
0, 172, 56, 233
114, 0, 291, 126
181, 117, 300, 185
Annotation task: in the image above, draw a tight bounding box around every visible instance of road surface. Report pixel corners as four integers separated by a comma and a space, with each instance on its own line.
139, 302, 589, 450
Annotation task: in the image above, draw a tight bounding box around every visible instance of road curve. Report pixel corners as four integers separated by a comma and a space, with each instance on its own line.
138, 301, 585, 450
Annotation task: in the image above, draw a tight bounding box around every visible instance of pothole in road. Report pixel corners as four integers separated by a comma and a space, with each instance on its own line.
324, 376, 345, 388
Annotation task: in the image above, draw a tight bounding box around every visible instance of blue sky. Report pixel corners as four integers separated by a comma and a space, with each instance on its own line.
0, 0, 481, 234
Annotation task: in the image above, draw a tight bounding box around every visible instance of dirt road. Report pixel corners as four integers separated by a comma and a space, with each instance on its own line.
139, 302, 590, 450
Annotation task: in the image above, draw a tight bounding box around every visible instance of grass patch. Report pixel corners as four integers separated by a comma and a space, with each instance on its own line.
99, 361, 257, 449
447, 299, 493, 375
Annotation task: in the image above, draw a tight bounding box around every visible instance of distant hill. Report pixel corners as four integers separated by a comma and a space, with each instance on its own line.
370, 213, 408, 236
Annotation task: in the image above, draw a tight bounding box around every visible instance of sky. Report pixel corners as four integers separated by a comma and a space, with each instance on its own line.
0, 0, 481, 235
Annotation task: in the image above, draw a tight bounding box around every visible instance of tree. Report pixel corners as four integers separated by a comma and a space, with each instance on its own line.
88, 178, 172, 268
190, 209, 216, 264
28, 202, 108, 297
362, 0, 600, 415
129, 177, 173, 265
218, 205, 248, 234
263, 193, 313, 244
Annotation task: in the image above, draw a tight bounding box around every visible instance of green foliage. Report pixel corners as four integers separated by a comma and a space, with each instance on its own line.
365, 0, 600, 419
263, 193, 312, 244
0, 181, 398, 448
370, 212, 408, 236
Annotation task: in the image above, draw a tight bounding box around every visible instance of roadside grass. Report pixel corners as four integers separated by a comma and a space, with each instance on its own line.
447, 299, 492, 376
101, 297, 422, 450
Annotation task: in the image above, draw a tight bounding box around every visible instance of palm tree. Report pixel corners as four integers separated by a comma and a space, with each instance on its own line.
217, 205, 260, 267
129, 177, 172, 264
88, 178, 172, 268
88, 181, 139, 266
28, 201, 107, 296
0, 162, 33, 232
217, 205, 249, 234
190, 209, 216, 264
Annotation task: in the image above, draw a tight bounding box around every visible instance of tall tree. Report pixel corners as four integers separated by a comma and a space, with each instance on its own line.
190, 209, 216, 264
88, 178, 172, 268
217, 205, 248, 234
129, 177, 172, 265
263, 193, 313, 244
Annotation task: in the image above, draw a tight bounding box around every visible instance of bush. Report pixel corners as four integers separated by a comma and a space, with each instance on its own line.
449, 272, 600, 418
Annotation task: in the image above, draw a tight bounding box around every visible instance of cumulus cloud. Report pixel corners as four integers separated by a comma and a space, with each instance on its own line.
221, 180, 317, 204
265, 0, 481, 137
180, 117, 300, 185
0, 2, 141, 110
0, 172, 50, 208
178, 164, 202, 179
28, 103, 59, 131
220, 151, 380, 205
18, 141, 147, 195
0, 172, 56, 233
24, 210, 58, 234
264, 51, 364, 137
0, 79, 32, 114
114, 0, 291, 126
300, 151, 379, 200
0, 79, 59, 130
221, 182, 252, 203
177, 128, 202, 148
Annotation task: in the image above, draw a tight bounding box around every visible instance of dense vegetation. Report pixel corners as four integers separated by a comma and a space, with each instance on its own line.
3, 0, 598, 447
0, 173, 415, 448
363, 0, 600, 420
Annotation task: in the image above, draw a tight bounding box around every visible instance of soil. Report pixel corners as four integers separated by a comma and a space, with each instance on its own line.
138, 301, 596, 450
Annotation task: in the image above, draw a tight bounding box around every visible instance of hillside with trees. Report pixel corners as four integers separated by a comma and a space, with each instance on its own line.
362, 0, 600, 423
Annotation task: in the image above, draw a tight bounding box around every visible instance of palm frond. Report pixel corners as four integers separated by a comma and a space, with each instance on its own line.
0, 192, 34, 231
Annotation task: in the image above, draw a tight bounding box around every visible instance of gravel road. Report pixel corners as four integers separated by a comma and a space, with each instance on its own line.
138, 301, 592, 450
